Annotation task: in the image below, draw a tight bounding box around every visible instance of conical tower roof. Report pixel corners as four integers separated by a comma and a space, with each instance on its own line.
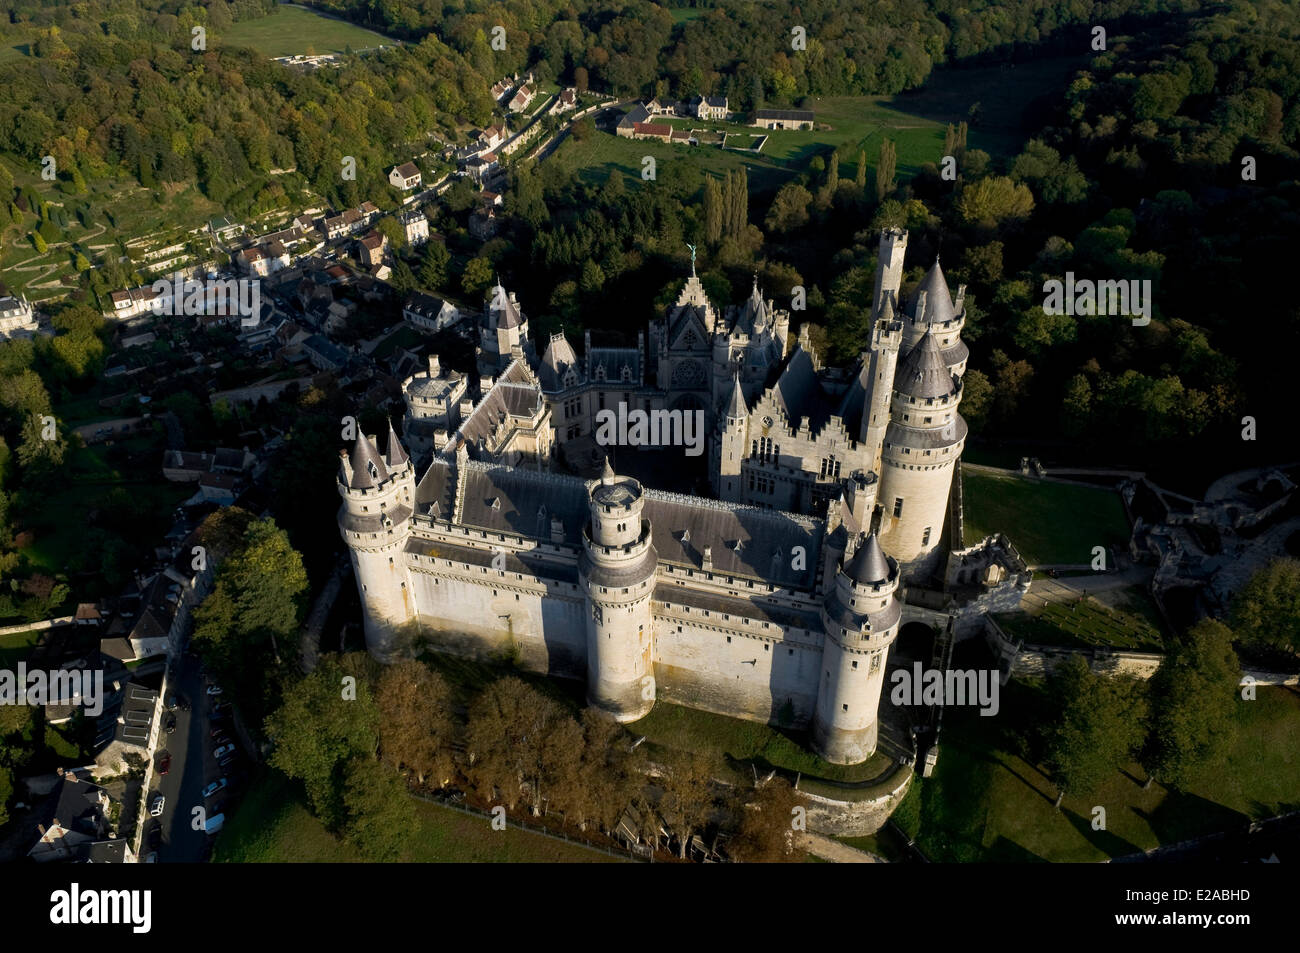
725, 373, 748, 419
845, 532, 891, 586
911, 258, 956, 326
348, 433, 390, 490
385, 419, 409, 469
895, 330, 955, 400
600, 455, 616, 483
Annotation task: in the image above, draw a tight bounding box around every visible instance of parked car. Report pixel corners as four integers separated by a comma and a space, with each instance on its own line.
158, 753, 171, 775
213, 744, 235, 760
164, 715, 176, 734
204, 813, 225, 834
206, 685, 223, 696
165, 695, 178, 712
144, 852, 158, 863
218, 756, 234, 769
210, 726, 228, 738
150, 795, 165, 817
202, 778, 228, 798
146, 823, 162, 849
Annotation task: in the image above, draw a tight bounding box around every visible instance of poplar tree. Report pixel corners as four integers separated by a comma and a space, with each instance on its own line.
876, 138, 897, 203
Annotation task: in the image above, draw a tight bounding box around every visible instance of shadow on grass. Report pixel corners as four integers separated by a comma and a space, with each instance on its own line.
1136, 789, 1248, 846
983, 835, 1048, 863
1061, 806, 1142, 858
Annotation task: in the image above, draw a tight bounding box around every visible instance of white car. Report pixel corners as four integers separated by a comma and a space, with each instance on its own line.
205, 685, 223, 696
213, 744, 236, 760
150, 795, 165, 817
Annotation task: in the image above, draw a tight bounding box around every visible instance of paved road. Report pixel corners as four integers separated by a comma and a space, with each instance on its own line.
153, 653, 226, 862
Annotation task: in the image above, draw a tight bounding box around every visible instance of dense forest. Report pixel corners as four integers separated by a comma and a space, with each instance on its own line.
0, 0, 1297, 493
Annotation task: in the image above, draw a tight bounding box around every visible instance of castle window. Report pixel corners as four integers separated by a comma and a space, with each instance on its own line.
788, 648, 794, 656
924, 417, 932, 423
852, 661, 858, 670
922, 526, 932, 546
893, 497, 903, 517
871, 654, 881, 673
764, 644, 769, 651
726, 636, 731, 643
842, 704, 848, 712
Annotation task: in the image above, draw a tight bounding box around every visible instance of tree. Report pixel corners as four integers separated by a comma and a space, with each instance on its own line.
375, 215, 405, 252
958, 368, 992, 431
375, 660, 457, 788
855, 149, 867, 190
192, 517, 308, 719
765, 182, 812, 234
461, 256, 494, 297
825, 151, 839, 195
1043, 656, 1147, 805
658, 749, 714, 859
876, 138, 896, 203
1144, 619, 1240, 790
1232, 559, 1300, 655
390, 258, 415, 294
728, 776, 800, 862
574, 66, 588, 94
419, 240, 449, 289
703, 175, 723, 244
265, 656, 380, 829
342, 756, 417, 861
465, 677, 576, 815
32, 233, 47, 254
955, 176, 1035, 227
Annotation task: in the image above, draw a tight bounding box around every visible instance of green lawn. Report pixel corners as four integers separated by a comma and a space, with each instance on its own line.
628, 700, 893, 784
220, 6, 395, 57
0, 629, 41, 668
914, 681, 1300, 862
996, 590, 1164, 652
962, 469, 1129, 566
215, 768, 621, 862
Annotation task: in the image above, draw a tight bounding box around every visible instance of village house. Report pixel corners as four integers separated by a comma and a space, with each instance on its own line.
388, 162, 422, 191
399, 208, 429, 246
358, 230, 388, 268
508, 84, 535, 112
691, 94, 729, 120
403, 291, 462, 333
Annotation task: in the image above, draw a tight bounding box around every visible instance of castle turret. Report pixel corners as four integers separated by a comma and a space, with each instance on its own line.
904, 258, 968, 378
878, 331, 967, 578
337, 426, 417, 661
580, 458, 658, 721
858, 294, 903, 474
814, 532, 902, 764
871, 227, 908, 320
712, 373, 748, 501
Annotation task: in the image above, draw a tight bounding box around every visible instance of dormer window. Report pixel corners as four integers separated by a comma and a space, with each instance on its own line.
367, 460, 379, 480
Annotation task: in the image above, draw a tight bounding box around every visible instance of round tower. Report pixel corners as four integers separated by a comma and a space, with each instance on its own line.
814, 533, 903, 764
337, 422, 416, 662
878, 330, 967, 578
580, 458, 658, 721
903, 258, 969, 378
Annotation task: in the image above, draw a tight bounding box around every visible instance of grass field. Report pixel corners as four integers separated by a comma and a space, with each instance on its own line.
0, 629, 41, 668
997, 586, 1164, 652
220, 6, 395, 57
914, 678, 1300, 862
215, 768, 621, 862
628, 700, 892, 784
962, 469, 1130, 566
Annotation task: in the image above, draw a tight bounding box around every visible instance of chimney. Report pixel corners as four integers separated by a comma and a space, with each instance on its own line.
550, 516, 565, 544
428, 354, 440, 377
915, 290, 928, 326
702, 545, 713, 571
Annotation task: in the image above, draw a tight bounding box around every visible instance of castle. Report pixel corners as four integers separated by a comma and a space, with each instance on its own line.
337, 229, 1028, 765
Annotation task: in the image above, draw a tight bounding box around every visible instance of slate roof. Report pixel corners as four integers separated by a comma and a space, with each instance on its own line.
414, 460, 824, 590
911, 259, 956, 326
846, 533, 892, 586
588, 347, 639, 383
724, 374, 747, 418
487, 285, 524, 330
386, 420, 409, 468
894, 331, 956, 400
769, 347, 833, 431
540, 332, 580, 392
754, 108, 815, 122
347, 433, 390, 490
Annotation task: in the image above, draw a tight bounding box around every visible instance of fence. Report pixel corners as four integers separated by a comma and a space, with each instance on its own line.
408, 791, 650, 863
